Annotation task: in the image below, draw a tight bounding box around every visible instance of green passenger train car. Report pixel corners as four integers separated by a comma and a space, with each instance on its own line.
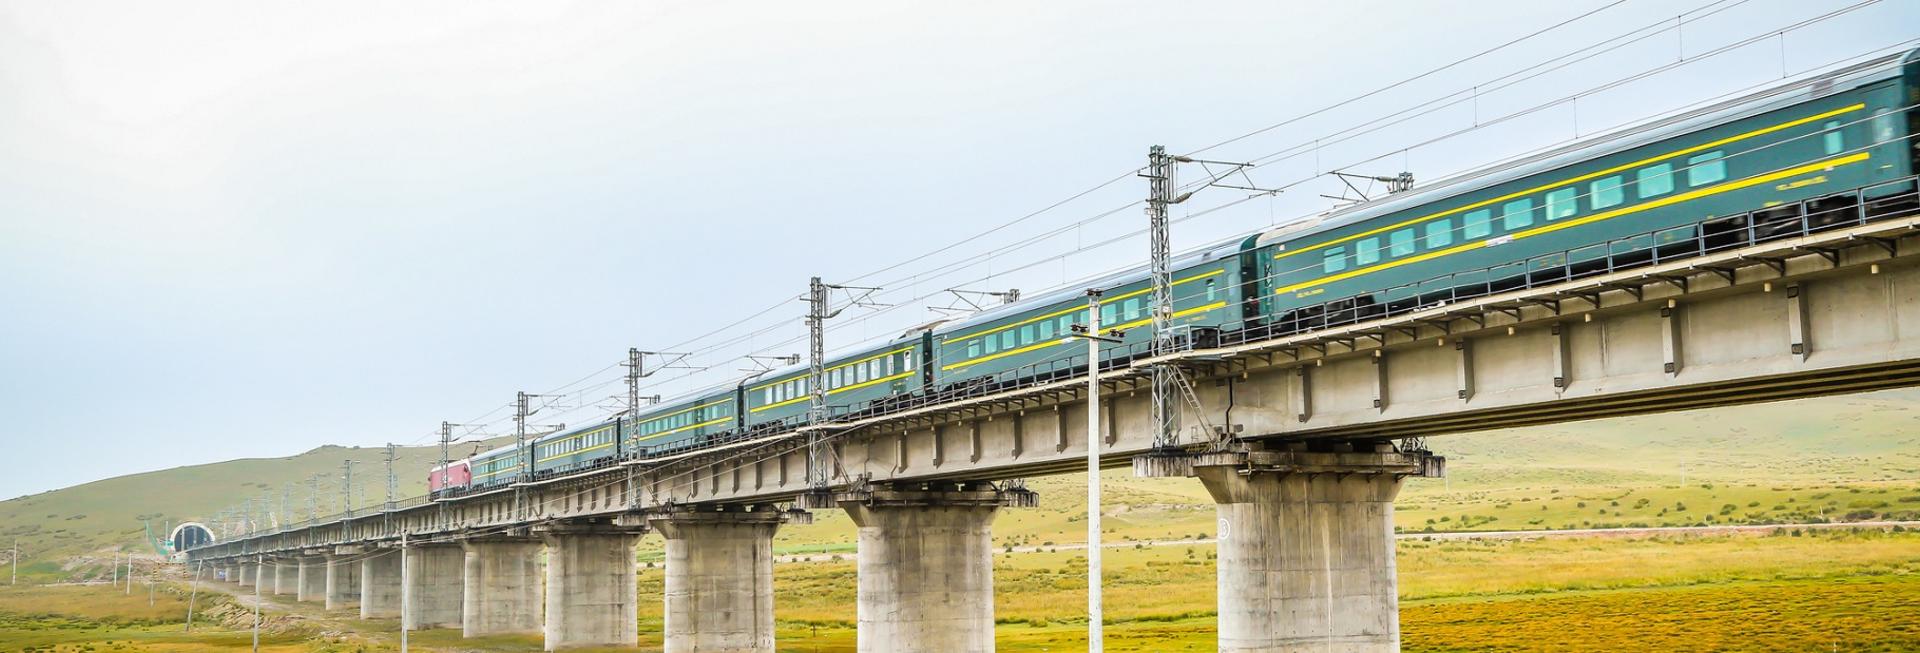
929, 247, 1246, 392
531, 420, 623, 477
626, 388, 736, 456
743, 335, 928, 432
1249, 53, 1917, 333
467, 444, 525, 491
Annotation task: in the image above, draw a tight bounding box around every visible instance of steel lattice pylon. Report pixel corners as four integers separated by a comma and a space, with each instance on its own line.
1146, 145, 1181, 450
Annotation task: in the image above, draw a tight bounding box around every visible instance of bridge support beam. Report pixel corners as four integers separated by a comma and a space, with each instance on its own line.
1187, 444, 1441, 653
326, 549, 364, 610
462, 538, 543, 638
406, 544, 465, 629
651, 506, 795, 653
360, 548, 403, 619
839, 482, 1034, 653
539, 523, 648, 650
297, 555, 327, 603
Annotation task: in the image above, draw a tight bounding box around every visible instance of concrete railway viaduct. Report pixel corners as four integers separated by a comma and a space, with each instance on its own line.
188, 210, 1920, 652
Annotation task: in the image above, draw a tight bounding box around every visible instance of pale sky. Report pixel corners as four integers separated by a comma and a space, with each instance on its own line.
3, 0, 1916, 499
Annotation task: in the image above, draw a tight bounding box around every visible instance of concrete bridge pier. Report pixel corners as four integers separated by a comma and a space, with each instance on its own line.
1184, 443, 1441, 653
273, 557, 297, 595
461, 537, 543, 638
651, 506, 794, 653
839, 482, 1033, 653
539, 522, 649, 650
325, 547, 364, 610
406, 543, 465, 629
360, 548, 402, 619
237, 562, 256, 587
297, 554, 327, 603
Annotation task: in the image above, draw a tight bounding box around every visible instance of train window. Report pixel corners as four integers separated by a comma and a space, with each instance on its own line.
1322, 247, 1347, 273
1000, 331, 1015, 351
1060, 316, 1075, 334
1356, 237, 1381, 264
1546, 188, 1577, 220
902, 350, 913, 369
1101, 303, 1118, 325
831, 368, 843, 388
967, 339, 981, 358
1040, 320, 1055, 339
1637, 164, 1673, 198
764, 387, 774, 404
1388, 229, 1415, 257
1686, 152, 1725, 187
1425, 219, 1453, 248
1823, 120, 1844, 154
1502, 198, 1534, 230
1124, 297, 1143, 321
1205, 278, 1219, 301
1591, 176, 1624, 209
1463, 209, 1492, 239
883, 355, 894, 376
985, 335, 999, 354
1019, 325, 1035, 345
856, 363, 869, 383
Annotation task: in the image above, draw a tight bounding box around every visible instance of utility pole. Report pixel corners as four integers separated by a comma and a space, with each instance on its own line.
251, 554, 261, 653
307, 474, 322, 522
186, 562, 203, 632
384, 444, 399, 513
112, 551, 119, 586
341, 459, 360, 519
11, 538, 16, 585
400, 532, 411, 653
797, 277, 881, 507
1145, 145, 1180, 452
1084, 288, 1105, 653
1138, 146, 1277, 454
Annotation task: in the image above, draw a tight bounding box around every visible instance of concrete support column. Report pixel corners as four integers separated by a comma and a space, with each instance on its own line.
1191, 445, 1441, 653
273, 558, 297, 595
326, 551, 364, 610
297, 555, 327, 603
652, 507, 793, 653
461, 539, 543, 638
406, 544, 465, 629
237, 562, 256, 587
539, 524, 648, 650
361, 549, 403, 619
840, 483, 1029, 653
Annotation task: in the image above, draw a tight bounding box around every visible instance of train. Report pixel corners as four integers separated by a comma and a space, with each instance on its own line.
430, 47, 1920, 496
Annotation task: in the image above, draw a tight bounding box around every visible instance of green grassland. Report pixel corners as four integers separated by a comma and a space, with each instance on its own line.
6, 528, 1913, 652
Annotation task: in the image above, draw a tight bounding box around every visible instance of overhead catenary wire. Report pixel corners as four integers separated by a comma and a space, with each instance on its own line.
373, 0, 1903, 496
409, 0, 1672, 423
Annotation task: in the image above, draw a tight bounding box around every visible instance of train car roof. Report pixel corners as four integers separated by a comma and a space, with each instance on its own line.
1254, 50, 1909, 250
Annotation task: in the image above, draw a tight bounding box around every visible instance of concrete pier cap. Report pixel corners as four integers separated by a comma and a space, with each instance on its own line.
1160, 439, 1443, 653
